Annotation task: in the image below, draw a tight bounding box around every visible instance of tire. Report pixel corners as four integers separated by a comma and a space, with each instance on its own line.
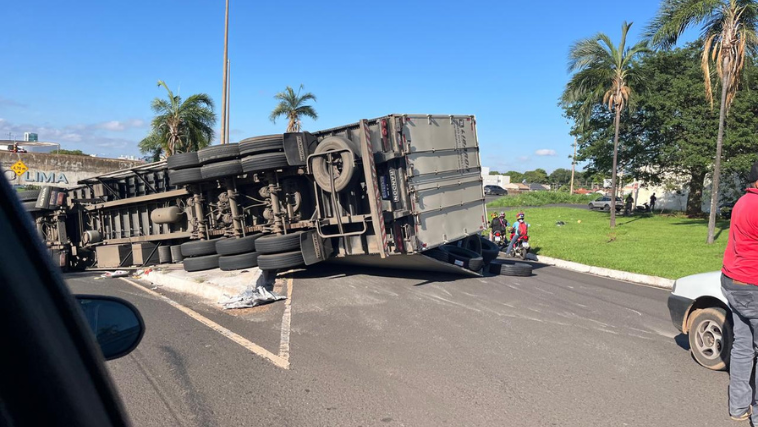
167, 152, 199, 170
312, 136, 357, 192
241, 152, 289, 174
197, 143, 240, 164
201, 159, 242, 180
170, 245, 184, 263
258, 251, 304, 271
239, 135, 284, 156
588, 203, 594, 210
158, 245, 172, 263
17, 190, 40, 202
479, 237, 500, 265
424, 248, 449, 263
688, 307, 731, 371
219, 252, 260, 271
603, 204, 610, 212
255, 232, 304, 254
458, 235, 483, 255
489, 260, 533, 276
441, 245, 484, 272
215, 234, 262, 256
183, 254, 221, 272
169, 168, 203, 186
180, 239, 219, 257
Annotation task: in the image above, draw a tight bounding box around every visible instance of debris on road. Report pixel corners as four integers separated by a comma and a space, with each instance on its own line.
100, 270, 130, 278
219, 286, 285, 309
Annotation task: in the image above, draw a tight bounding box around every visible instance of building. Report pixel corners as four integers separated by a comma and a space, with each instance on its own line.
24, 132, 38, 142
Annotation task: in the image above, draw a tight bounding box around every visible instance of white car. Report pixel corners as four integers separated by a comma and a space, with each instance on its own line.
668, 271, 731, 371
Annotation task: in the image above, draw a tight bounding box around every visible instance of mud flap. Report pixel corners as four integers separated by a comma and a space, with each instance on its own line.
300, 230, 333, 265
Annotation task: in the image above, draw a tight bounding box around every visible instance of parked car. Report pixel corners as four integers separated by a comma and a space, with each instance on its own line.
588, 196, 623, 211
668, 271, 731, 371
484, 185, 508, 196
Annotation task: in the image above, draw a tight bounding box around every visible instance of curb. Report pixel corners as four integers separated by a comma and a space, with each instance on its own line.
536, 255, 675, 290
141, 266, 262, 302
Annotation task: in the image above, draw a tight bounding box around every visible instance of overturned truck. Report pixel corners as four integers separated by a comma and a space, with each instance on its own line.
29, 114, 497, 275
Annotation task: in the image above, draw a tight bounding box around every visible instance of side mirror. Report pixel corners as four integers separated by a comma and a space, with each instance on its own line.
75, 295, 145, 361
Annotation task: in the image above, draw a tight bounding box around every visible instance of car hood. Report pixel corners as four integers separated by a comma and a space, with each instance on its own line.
673, 271, 726, 304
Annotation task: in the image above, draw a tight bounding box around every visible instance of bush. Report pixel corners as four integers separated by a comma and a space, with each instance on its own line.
487, 192, 596, 208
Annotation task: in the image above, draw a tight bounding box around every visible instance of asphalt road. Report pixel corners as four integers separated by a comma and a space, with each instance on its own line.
66, 264, 729, 427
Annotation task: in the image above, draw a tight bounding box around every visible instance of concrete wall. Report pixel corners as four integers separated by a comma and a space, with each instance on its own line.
1, 152, 143, 188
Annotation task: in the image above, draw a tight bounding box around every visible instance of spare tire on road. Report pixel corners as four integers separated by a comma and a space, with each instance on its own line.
440, 245, 484, 272
489, 260, 533, 277
183, 254, 221, 272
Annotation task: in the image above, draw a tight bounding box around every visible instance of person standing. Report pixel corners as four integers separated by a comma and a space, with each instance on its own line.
649, 193, 657, 212
489, 212, 508, 242
721, 161, 758, 423
624, 194, 633, 216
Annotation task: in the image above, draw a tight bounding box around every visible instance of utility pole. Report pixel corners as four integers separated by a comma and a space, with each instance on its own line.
570, 136, 577, 195
226, 59, 230, 144
220, 0, 230, 145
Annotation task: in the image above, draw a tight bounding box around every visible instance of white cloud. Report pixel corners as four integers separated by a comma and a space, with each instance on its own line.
0, 118, 142, 156
96, 119, 145, 132
535, 149, 557, 156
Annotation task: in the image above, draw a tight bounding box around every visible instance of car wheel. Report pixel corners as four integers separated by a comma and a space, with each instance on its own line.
603, 204, 610, 212
588, 203, 593, 210
688, 307, 731, 371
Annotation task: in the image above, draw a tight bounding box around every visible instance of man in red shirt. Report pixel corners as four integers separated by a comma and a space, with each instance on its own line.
721, 161, 758, 423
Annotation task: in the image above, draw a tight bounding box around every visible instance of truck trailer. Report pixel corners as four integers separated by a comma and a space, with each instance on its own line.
25, 114, 491, 275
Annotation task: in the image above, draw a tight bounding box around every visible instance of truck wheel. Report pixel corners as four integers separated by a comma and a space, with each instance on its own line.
258, 251, 304, 271
215, 234, 262, 256
170, 245, 184, 262
479, 237, 500, 265
312, 136, 357, 192
489, 260, 533, 276
255, 232, 304, 254
183, 254, 221, 272
200, 159, 242, 180
181, 239, 219, 257
441, 245, 484, 272
219, 252, 260, 271
688, 307, 731, 371
167, 152, 199, 170
239, 135, 284, 156
169, 168, 204, 186
17, 190, 41, 202
241, 152, 289, 173
197, 143, 240, 164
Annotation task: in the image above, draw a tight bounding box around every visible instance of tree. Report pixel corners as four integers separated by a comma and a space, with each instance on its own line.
523, 168, 549, 184
504, 171, 524, 183
56, 149, 88, 156
549, 168, 573, 185
563, 21, 649, 228
269, 85, 318, 132
647, 0, 758, 243
488, 170, 502, 175
139, 81, 216, 160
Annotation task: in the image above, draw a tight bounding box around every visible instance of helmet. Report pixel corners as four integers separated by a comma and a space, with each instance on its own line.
516, 212, 525, 220
499, 211, 506, 217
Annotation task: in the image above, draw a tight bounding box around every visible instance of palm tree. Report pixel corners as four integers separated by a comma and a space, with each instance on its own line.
139, 81, 216, 159
269, 85, 318, 132
647, 0, 758, 244
563, 21, 649, 228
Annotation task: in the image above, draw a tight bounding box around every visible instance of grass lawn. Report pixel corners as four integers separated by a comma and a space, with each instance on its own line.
488, 207, 730, 279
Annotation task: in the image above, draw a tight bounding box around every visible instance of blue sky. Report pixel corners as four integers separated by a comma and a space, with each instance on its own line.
2, 0, 674, 172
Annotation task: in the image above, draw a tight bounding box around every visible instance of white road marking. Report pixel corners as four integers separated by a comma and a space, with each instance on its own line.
120, 278, 290, 370
278, 277, 293, 361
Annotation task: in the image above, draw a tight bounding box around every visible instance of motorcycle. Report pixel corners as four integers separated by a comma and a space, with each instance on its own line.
492, 230, 507, 251
635, 203, 650, 213
509, 231, 530, 260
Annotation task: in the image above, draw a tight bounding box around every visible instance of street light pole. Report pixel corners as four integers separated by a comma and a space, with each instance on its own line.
226, 59, 230, 145
570, 136, 577, 195
220, 0, 230, 145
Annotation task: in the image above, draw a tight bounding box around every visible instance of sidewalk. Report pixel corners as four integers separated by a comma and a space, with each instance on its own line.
535, 255, 675, 290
